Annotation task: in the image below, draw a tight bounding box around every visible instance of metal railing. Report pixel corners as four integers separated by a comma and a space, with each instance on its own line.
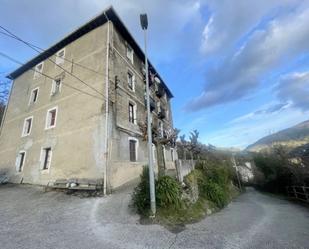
286, 186, 309, 203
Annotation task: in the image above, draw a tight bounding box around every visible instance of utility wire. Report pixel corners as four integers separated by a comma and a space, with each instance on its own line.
0, 30, 105, 77
0, 51, 104, 101
0, 25, 104, 97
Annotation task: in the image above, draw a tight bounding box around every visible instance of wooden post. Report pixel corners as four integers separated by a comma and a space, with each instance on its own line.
293, 186, 297, 199
303, 186, 309, 202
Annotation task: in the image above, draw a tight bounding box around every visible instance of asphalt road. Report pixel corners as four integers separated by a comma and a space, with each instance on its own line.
0, 185, 308, 249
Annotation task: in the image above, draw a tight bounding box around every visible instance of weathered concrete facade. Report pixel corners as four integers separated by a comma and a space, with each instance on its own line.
0, 7, 176, 190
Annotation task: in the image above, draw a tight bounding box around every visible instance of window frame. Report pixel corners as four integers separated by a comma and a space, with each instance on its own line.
45, 106, 58, 130
127, 70, 135, 92
21, 116, 33, 137
40, 147, 52, 172
55, 48, 65, 65
50, 77, 62, 96
33, 62, 44, 79
16, 151, 26, 173
29, 87, 39, 105
128, 101, 137, 124
128, 137, 138, 162
126, 44, 134, 64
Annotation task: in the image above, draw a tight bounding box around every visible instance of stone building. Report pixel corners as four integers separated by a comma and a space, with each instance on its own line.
0, 6, 176, 191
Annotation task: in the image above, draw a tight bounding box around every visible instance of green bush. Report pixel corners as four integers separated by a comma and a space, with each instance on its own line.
156, 176, 182, 209
132, 166, 150, 215
202, 180, 228, 208
132, 167, 182, 215
190, 166, 232, 208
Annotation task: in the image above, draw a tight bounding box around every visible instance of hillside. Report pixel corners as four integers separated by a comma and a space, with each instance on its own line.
246, 120, 309, 152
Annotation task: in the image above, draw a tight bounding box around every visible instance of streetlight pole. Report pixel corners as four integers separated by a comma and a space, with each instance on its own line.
140, 13, 156, 216
232, 155, 242, 191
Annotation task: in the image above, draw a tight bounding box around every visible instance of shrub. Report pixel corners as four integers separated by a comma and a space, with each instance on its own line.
132, 166, 150, 215
202, 180, 228, 208
192, 166, 232, 208
156, 176, 182, 209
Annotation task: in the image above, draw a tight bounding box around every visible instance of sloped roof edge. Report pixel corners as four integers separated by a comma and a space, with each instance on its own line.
7, 6, 173, 98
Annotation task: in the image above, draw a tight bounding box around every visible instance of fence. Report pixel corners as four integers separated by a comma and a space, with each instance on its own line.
286, 186, 309, 203
175, 159, 196, 182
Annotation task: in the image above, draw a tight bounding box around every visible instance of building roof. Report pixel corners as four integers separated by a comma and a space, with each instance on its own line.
7, 6, 173, 98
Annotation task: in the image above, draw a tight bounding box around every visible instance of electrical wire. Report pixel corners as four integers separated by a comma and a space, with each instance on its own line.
0, 25, 104, 97
0, 51, 104, 101
0, 30, 106, 77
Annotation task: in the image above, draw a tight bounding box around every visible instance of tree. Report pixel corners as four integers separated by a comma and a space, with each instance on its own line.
188, 129, 202, 160
0, 79, 11, 126
139, 121, 179, 176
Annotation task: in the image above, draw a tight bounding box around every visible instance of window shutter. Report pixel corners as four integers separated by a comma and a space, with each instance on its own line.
129, 140, 136, 161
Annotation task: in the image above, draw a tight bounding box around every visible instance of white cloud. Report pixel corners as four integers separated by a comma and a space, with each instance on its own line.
200, 0, 299, 55
0, 0, 203, 64
276, 71, 309, 111
186, 2, 309, 111
205, 107, 309, 148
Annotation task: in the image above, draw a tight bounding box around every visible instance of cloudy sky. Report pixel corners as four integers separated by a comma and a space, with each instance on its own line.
0, 0, 308, 148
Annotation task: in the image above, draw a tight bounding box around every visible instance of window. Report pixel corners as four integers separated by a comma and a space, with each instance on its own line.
22, 116, 33, 137
129, 139, 137, 162
55, 48, 65, 65
45, 107, 58, 129
127, 71, 135, 91
29, 88, 39, 104
128, 102, 136, 124
158, 121, 164, 137
171, 149, 174, 161
126, 44, 134, 64
16, 151, 26, 172
41, 147, 52, 170
34, 62, 44, 79
51, 78, 62, 95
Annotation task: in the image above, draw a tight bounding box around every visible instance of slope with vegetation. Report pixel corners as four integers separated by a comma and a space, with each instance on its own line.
131, 127, 243, 229
247, 120, 309, 152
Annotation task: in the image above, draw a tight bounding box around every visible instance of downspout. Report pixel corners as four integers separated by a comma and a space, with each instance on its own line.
103, 18, 110, 195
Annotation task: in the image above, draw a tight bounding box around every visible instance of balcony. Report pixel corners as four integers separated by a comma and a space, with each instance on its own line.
155, 84, 165, 98
143, 71, 154, 87
144, 96, 156, 112
158, 108, 166, 119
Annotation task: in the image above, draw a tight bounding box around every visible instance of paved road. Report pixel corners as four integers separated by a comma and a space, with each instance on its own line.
0, 185, 308, 249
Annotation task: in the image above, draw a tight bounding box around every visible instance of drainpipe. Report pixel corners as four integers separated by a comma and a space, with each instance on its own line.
103, 19, 110, 195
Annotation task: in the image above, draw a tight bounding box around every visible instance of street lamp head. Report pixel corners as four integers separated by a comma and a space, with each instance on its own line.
140, 14, 148, 30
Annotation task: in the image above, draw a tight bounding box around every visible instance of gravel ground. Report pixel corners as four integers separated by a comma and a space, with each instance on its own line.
0, 184, 308, 249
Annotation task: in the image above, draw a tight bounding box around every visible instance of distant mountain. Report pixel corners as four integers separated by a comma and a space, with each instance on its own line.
246, 120, 309, 152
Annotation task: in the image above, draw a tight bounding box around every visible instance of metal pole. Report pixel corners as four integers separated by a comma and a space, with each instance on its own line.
232, 156, 242, 191
103, 20, 110, 196
144, 28, 156, 216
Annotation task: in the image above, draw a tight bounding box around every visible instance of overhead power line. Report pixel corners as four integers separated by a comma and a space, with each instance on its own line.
0, 30, 105, 77
0, 51, 104, 101
0, 25, 104, 97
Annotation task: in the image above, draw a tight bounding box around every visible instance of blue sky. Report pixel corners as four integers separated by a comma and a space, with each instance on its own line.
0, 0, 308, 149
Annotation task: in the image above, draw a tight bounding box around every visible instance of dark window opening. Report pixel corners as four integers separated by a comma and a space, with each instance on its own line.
129, 103, 135, 123
129, 140, 137, 162
18, 152, 25, 172
43, 147, 52, 170
32, 89, 38, 103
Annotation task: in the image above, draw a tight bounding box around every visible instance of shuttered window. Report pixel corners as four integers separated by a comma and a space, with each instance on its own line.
129, 140, 137, 162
